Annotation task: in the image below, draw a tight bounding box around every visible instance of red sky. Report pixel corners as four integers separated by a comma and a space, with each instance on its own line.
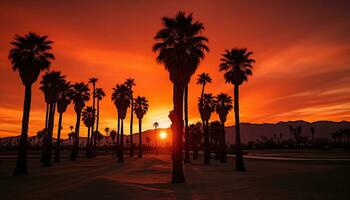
1, 0, 350, 138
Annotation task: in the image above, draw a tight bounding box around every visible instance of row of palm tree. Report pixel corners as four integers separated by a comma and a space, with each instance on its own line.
9, 32, 110, 174
153, 11, 255, 182
111, 80, 149, 162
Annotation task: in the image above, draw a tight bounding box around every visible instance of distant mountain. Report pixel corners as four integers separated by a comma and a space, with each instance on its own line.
224, 120, 350, 144
1, 121, 349, 146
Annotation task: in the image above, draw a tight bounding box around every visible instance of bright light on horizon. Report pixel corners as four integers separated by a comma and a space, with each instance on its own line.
159, 131, 167, 140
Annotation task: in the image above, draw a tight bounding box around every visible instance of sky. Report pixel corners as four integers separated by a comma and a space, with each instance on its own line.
0, 0, 350, 138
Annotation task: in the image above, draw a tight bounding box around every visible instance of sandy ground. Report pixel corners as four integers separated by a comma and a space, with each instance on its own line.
1, 154, 350, 200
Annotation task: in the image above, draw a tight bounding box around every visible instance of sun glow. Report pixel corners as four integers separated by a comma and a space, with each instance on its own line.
159, 131, 167, 140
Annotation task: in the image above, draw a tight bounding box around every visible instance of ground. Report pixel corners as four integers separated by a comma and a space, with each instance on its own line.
1, 151, 350, 200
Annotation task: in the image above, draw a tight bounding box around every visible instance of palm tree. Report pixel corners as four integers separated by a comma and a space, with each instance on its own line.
54, 81, 71, 163
95, 131, 103, 151
197, 73, 212, 100
39, 71, 65, 167
188, 122, 202, 160
125, 78, 136, 157
183, 84, 191, 163
112, 84, 131, 162
215, 93, 233, 163
152, 11, 209, 183
82, 106, 95, 157
93, 87, 105, 156
9, 32, 54, 175
134, 96, 149, 158
36, 129, 46, 148
70, 82, 90, 160
109, 130, 117, 156
219, 48, 255, 171
104, 127, 110, 148
153, 122, 159, 155
88, 77, 98, 157
198, 93, 215, 164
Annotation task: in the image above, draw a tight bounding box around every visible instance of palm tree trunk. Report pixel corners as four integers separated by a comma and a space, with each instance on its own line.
203, 120, 210, 164
14, 85, 31, 175
118, 120, 124, 162
184, 84, 190, 163
54, 112, 63, 163
115, 116, 120, 158
42, 102, 55, 167
201, 84, 205, 99
138, 118, 142, 158
45, 103, 49, 130
234, 84, 245, 171
91, 84, 96, 157
86, 127, 91, 158
130, 94, 134, 157
96, 99, 100, 132
155, 128, 158, 155
171, 83, 186, 183
220, 123, 227, 163
70, 111, 81, 161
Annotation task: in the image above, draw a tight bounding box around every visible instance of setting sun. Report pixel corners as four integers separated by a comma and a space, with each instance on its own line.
159, 131, 167, 140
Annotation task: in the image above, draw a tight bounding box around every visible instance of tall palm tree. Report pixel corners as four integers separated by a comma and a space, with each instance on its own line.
197, 73, 212, 100
9, 32, 54, 175
183, 84, 191, 163
88, 77, 98, 157
189, 122, 202, 160
82, 106, 95, 156
39, 71, 65, 167
112, 84, 131, 162
219, 48, 255, 171
70, 82, 90, 161
54, 81, 72, 163
153, 122, 159, 155
125, 78, 136, 157
109, 130, 117, 156
152, 11, 209, 183
104, 127, 110, 147
198, 93, 215, 164
134, 96, 149, 158
93, 87, 105, 156
215, 93, 233, 163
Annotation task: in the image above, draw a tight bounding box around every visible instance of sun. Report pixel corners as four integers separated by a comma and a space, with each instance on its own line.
159, 131, 167, 140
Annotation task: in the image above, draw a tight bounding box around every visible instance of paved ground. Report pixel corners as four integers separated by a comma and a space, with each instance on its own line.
1, 153, 350, 200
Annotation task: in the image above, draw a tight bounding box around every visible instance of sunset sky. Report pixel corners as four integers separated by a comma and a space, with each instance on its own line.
0, 0, 350, 138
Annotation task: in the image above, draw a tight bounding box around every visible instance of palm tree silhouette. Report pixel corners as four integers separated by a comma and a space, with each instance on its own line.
125, 78, 136, 157
198, 93, 215, 164
54, 81, 71, 163
219, 48, 255, 171
134, 96, 149, 158
189, 122, 202, 160
70, 82, 90, 161
109, 130, 117, 155
82, 106, 95, 156
36, 129, 46, 148
215, 93, 233, 163
197, 73, 212, 100
152, 11, 209, 183
112, 84, 130, 162
104, 127, 110, 148
39, 71, 65, 167
9, 32, 54, 175
153, 122, 159, 155
88, 77, 98, 157
93, 87, 105, 156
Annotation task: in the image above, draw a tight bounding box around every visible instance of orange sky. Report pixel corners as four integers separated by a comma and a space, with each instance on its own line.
1, 0, 350, 138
